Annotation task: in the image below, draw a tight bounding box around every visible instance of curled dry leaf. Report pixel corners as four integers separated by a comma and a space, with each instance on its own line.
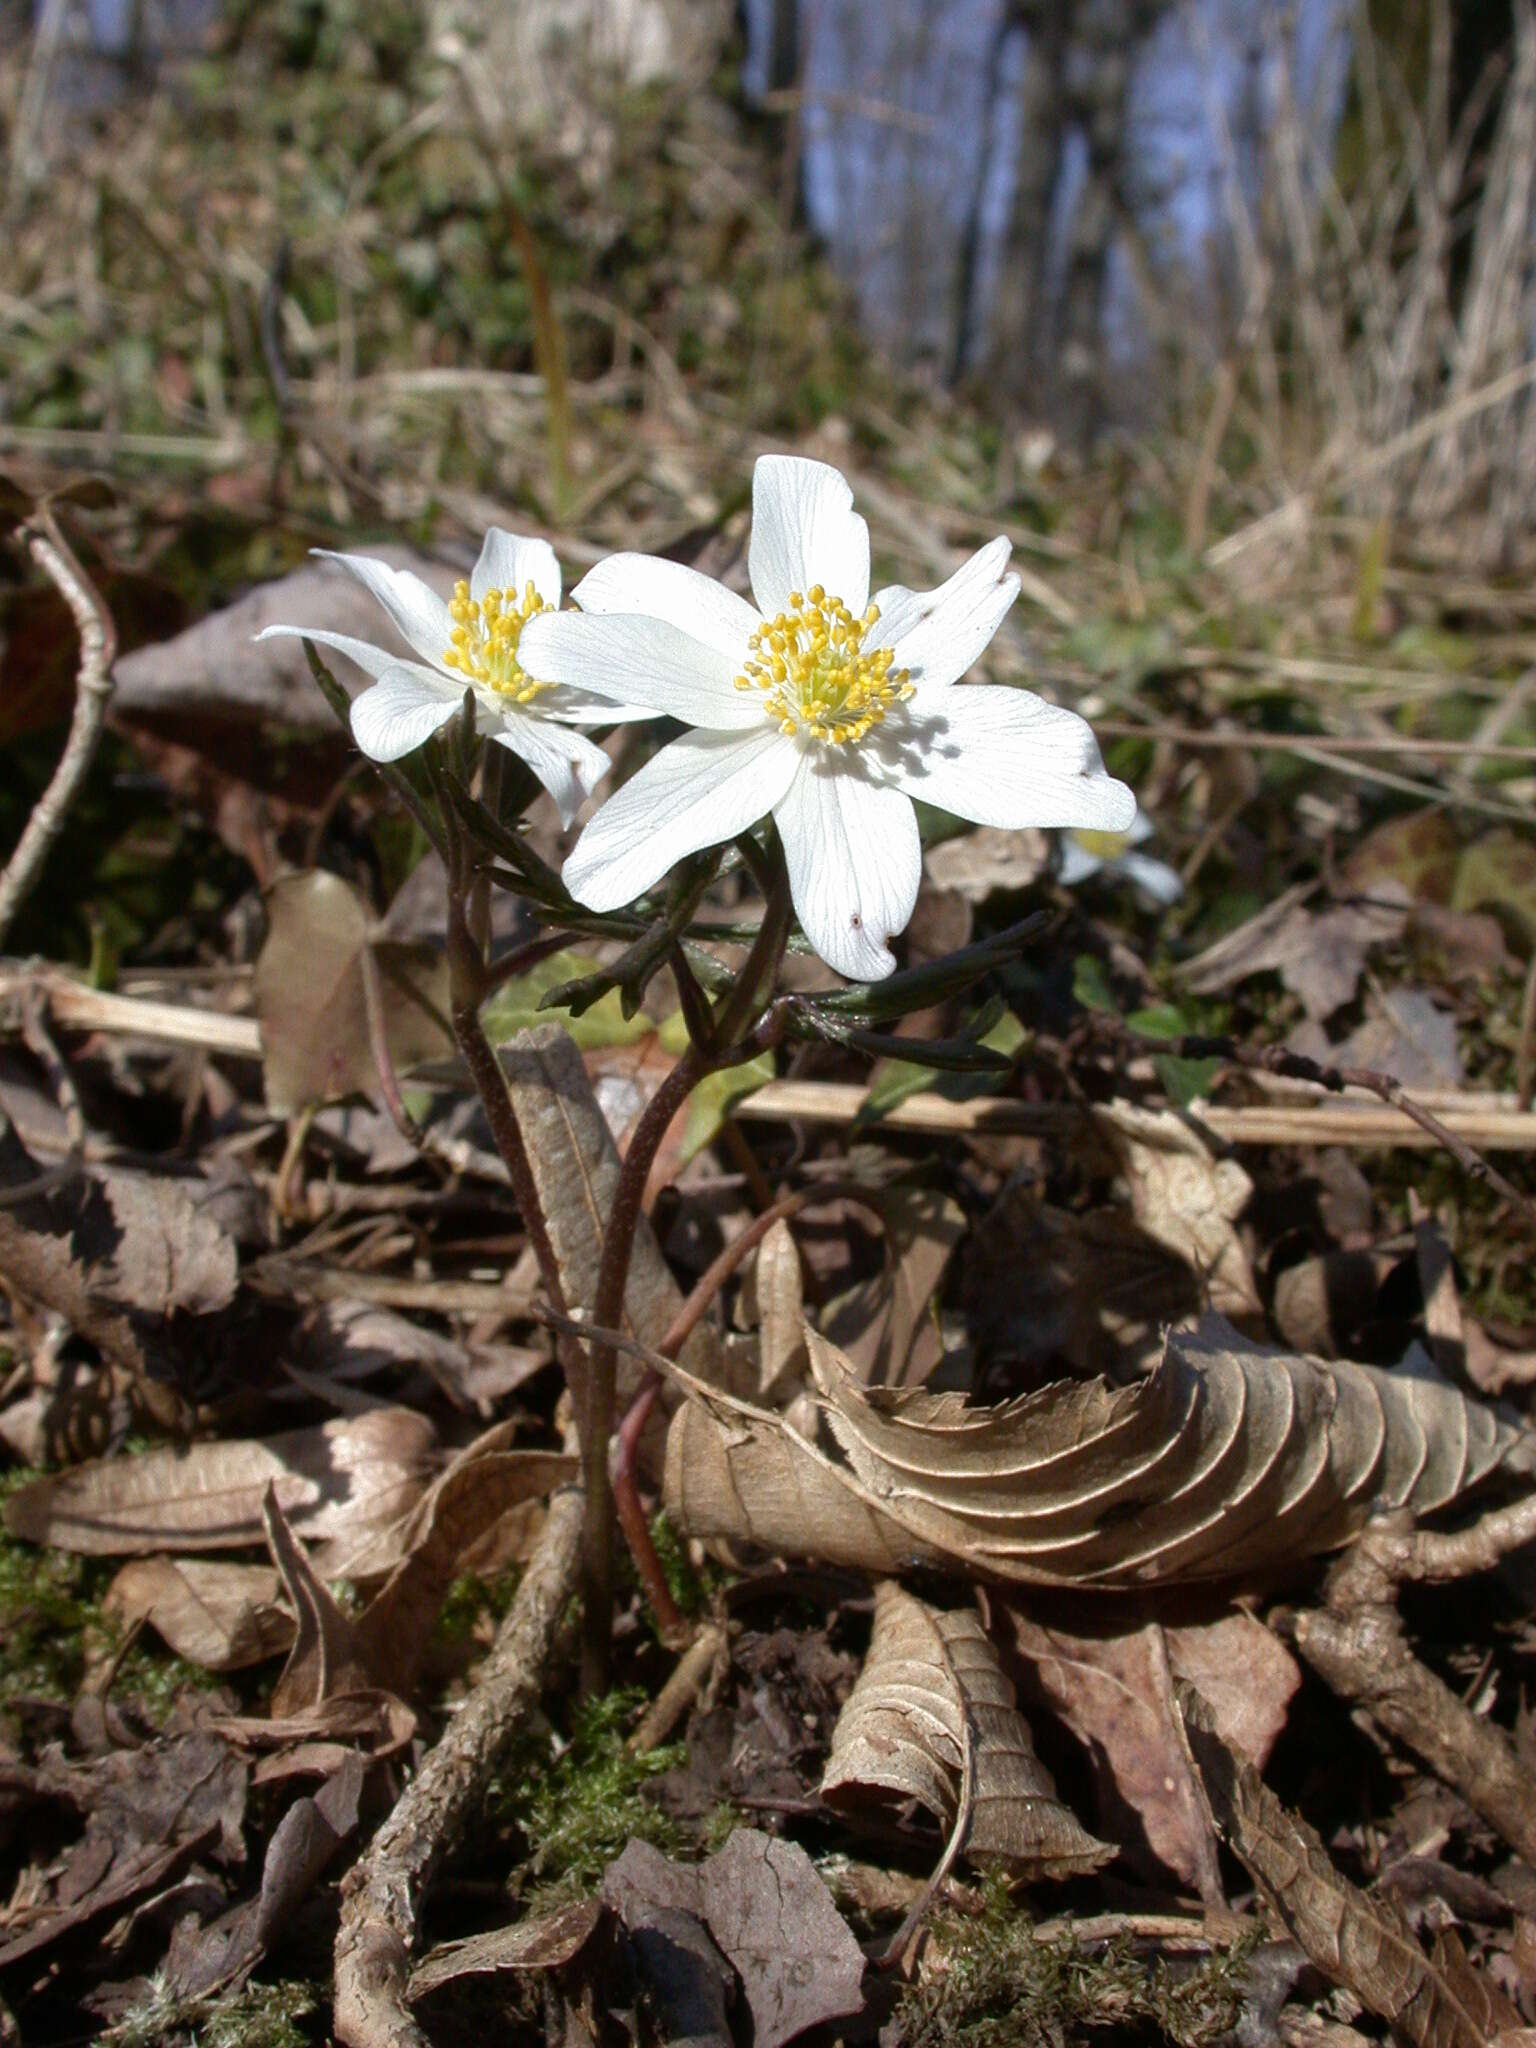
1179, 1684, 1522, 2048
664, 1315, 1520, 1591
3, 1407, 438, 1578
821, 1580, 1111, 1880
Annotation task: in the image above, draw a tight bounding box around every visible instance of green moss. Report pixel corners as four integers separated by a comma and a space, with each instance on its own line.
102, 1973, 317, 2048
506, 1687, 684, 1903
0, 1470, 216, 1722
895, 1875, 1260, 2048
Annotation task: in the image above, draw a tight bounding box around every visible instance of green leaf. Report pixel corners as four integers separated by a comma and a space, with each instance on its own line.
859, 1011, 1027, 1125
673, 1050, 777, 1168
481, 949, 654, 1052
1452, 830, 1536, 947
1072, 953, 1116, 1014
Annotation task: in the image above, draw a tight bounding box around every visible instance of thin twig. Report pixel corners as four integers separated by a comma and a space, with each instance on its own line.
0, 513, 118, 949
333, 1480, 583, 2048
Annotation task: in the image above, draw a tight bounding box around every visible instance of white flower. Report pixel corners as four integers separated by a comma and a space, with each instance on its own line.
256, 530, 654, 826
1058, 809, 1184, 907
517, 455, 1136, 979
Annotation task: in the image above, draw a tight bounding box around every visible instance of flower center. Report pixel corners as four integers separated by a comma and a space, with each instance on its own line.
442, 579, 552, 703
1072, 829, 1131, 861
734, 586, 912, 745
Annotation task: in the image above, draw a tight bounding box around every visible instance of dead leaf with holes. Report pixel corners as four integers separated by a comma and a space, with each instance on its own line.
1179, 1683, 1523, 2048
821, 1580, 1111, 1886
664, 1315, 1521, 1590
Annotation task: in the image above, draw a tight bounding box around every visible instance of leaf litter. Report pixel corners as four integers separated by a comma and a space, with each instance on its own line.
3, 26, 1536, 2048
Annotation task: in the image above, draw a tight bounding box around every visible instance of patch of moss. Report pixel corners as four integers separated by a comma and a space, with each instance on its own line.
0, 1469, 216, 1723
506, 1687, 684, 1903
895, 1876, 1260, 2048
103, 1973, 317, 2048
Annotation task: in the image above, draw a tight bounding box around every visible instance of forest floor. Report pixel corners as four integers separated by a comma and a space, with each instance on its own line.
3, 16, 1536, 2048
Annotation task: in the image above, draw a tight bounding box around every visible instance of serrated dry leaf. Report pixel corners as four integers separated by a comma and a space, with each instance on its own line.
103, 1558, 294, 1672
1094, 1106, 1260, 1321
255, 870, 452, 1116
1180, 1684, 1521, 2048
3, 1408, 437, 1577
664, 1315, 1519, 1590
821, 1580, 1111, 1880
745, 1218, 808, 1403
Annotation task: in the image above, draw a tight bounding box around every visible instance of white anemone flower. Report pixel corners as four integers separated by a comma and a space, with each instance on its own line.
1057, 809, 1184, 907
256, 530, 654, 826
517, 455, 1136, 978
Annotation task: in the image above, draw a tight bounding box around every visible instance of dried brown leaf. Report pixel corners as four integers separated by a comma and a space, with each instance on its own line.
1094, 1106, 1260, 1321
3, 1408, 437, 1575
1179, 885, 1410, 1021
255, 870, 451, 1115
409, 1900, 608, 1998
103, 1558, 295, 1672
1004, 1606, 1298, 1894
1180, 1684, 1521, 2048
664, 1315, 1518, 1590
822, 1186, 967, 1388
699, 1829, 866, 2048
821, 1580, 1111, 1879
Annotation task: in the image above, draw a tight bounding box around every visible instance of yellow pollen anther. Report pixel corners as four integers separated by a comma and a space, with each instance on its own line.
440, 577, 553, 704
733, 592, 912, 747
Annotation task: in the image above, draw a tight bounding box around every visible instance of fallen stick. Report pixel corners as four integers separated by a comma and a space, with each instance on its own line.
333, 1481, 583, 2048
8, 972, 1536, 1152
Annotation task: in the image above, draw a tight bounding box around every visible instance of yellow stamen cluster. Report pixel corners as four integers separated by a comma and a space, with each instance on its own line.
1073, 829, 1131, 861
734, 585, 912, 745
442, 579, 551, 703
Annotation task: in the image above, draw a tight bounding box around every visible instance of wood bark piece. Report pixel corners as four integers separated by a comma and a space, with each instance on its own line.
333, 1481, 583, 2048
1284, 1513, 1536, 1869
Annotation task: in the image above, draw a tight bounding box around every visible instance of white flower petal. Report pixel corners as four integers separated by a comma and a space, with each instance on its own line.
350, 670, 463, 761
472, 530, 562, 608
312, 550, 455, 669
883, 548, 1019, 696
564, 727, 797, 911
572, 553, 759, 664
749, 455, 870, 618
1118, 850, 1186, 906
773, 759, 921, 981
870, 535, 1013, 667
518, 611, 763, 729
545, 694, 665, 727
1124, 808, 1156, 847
256, 623, 446, 686
1057, 837, 1103, 886
887, 685, 1136, 832
491, 714, 612, 828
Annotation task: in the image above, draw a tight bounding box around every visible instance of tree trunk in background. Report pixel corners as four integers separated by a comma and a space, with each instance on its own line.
985, 0, 1168, 439
987, 0, 1069, 404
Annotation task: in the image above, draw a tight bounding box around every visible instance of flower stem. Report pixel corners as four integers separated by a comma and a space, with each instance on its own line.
579, 846, 794, 1692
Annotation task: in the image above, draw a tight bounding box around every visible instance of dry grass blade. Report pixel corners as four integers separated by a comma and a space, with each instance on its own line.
1178, 1685, 1521, 2048
664, 1315, 1520, 1590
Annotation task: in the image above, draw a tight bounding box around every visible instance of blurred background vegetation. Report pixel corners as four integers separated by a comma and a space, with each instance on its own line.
0, 0, 1533, 998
